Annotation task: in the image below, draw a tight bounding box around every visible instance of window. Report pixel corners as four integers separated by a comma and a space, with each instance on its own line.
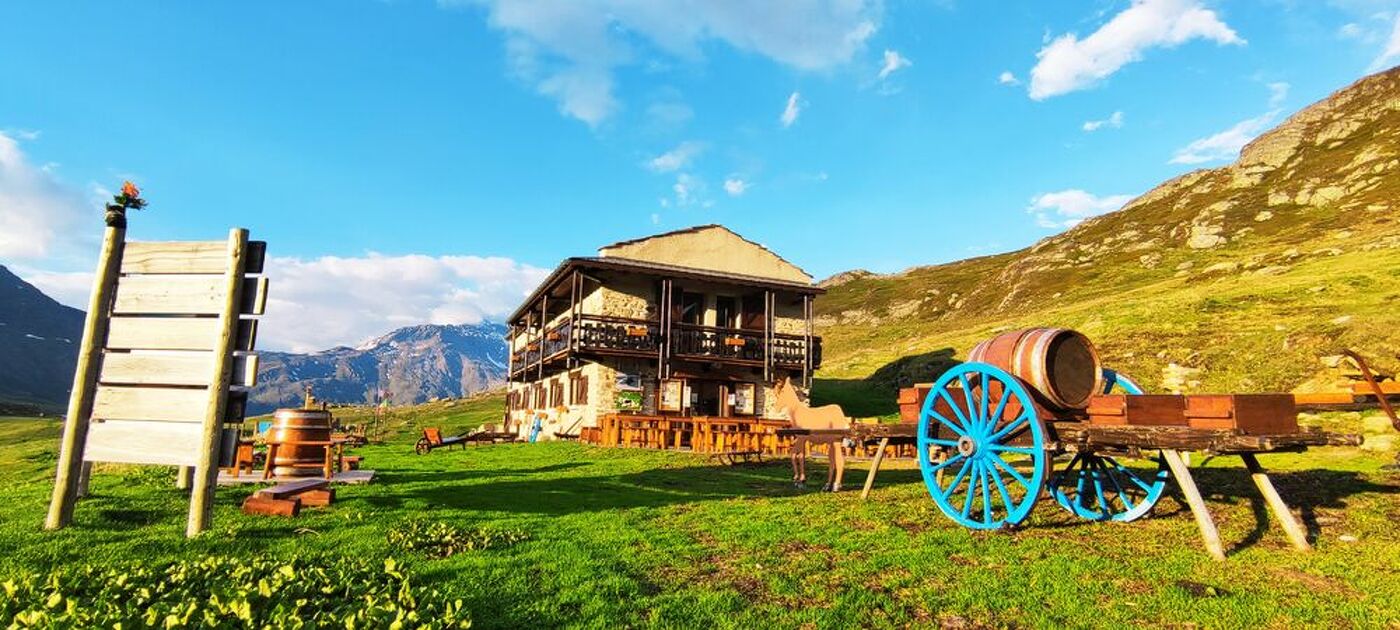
715, 296, 737, 329
680, 291, 704, 325
549, 379, 564, 407
533, 383, 546, 408
569, 372, 589, 405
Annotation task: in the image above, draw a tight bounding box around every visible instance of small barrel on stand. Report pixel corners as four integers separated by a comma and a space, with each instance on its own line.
268, 408, 332, 477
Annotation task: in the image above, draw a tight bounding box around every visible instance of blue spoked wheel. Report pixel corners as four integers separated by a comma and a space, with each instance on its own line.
1048, 368, 1170, 522
917, 363, 1048, 530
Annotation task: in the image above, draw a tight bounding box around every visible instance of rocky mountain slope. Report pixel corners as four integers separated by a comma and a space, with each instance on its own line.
815, 66, 1400, 414
250, 322, 508, 414
0, 265, 84, 413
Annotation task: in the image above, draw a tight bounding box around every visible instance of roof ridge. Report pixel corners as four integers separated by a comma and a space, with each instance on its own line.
597, 224, 812, 281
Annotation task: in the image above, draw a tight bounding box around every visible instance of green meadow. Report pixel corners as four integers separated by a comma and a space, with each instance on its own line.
2, 396, 1396, 628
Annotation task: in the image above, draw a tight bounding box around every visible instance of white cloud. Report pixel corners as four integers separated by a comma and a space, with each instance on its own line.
723, 177, 749, 196
259, 253, 549, 352
1370, 13, 1400, 71
998, 71, 1020, 86
0, 131, 93, 261
1082, 111, 1125, 131
877, 49, 911, 79
671, 173, 703, 206
10, 267, 94, 309
1030, 0, 1244, 100
455, 0, 879, 125
1339, 22, 1364, 40
647, 141, 705, 172
780, 91, 803, 128
1169, 110, 1277, 164
1267, 81, 1289, 108
1028, 189, 1135, 229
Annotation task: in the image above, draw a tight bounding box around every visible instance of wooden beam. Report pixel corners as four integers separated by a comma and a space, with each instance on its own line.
121, 241, 227, 274
84, 420, 204, 467
99, 353, 257, 388
861, 437, 890, 500
1162, 449, 1226, 561
46, 225, 125, 530
108, 317, 220, 351
92, 385, 210, 422
187, 228, 250, 537
1240, 453, 1312, 552
113, 275, 226, 315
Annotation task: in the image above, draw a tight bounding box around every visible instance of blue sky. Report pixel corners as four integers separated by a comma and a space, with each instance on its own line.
2, 0, 1398, 350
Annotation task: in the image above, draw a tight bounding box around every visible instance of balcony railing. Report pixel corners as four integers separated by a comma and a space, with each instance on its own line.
510, 315, 821, 377
576, 315, 661, 355
671, 323, 764, 363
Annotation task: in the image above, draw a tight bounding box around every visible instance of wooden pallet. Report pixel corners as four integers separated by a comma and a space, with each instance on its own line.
241, 478, 335, 517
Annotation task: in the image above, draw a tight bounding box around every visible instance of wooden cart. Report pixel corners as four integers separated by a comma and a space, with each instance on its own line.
907, 363, 1361, 560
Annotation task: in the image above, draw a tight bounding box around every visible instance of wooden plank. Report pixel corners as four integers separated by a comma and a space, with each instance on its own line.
1240, 453, 1312, 552
121, 241, 228, 274
99, 352, 257, 388
245, 241, 267, 275
1162, 449, 1226, 561
1293, 392, 1358, 405
242, 495, 300, 517
1353, 380, 1400, 394
92, 385, 210, 422
256, 479, 328, 500
108, 317, 221, 351
240, 277, 268, 315
84, 420, 204, 466
113, 275, 228, 315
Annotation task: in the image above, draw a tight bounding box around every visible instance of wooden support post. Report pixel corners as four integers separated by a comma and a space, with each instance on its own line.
186, 228, 248, 537
175, 465, 193, 490
76, 462, 93, 498
1162, 449, 1226, 561
860, 437, 890, 500
1240, 453, 1312, 552
46, 224, 126, 530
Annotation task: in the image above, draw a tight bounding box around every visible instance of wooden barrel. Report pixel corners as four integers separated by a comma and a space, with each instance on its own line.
269, 408, 332, 477
966, 328, 1102, 410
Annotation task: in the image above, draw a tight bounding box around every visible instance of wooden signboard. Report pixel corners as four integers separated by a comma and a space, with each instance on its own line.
45, 227, 267, 537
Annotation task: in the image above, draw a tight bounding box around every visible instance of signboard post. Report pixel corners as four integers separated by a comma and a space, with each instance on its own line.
45, 208, 267, 537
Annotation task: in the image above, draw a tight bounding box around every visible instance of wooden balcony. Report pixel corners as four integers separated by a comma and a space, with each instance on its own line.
509, 315, 820, 378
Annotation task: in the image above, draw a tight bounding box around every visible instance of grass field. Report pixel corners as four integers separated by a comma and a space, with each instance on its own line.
2, 396, 1398, 628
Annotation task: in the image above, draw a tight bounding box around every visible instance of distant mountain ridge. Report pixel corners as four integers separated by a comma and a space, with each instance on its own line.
249, 322, 509, 414
0, 265, 84, 412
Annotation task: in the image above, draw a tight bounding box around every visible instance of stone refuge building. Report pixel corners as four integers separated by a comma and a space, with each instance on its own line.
504, 225, 823, 439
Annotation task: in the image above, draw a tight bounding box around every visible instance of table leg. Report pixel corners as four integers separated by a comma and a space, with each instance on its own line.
324, 445, 333, 479
1240, 453, 1312, 552
861, 437, 890, 500
1162, 449, 1226, 561
263, 444, 277, 480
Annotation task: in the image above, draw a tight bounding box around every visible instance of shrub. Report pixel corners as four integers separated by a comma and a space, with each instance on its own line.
387, 520, 528, 559
1, 555, 469, 628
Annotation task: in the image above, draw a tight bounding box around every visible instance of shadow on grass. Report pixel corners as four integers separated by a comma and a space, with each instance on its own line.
812, 348, 959, 417
389, 462, 804, 515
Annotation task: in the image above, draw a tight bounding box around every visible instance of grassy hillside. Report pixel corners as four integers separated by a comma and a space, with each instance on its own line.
814, 67, 1400, 416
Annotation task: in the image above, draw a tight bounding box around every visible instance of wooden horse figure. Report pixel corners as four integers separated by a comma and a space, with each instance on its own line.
774, 378, 852, 491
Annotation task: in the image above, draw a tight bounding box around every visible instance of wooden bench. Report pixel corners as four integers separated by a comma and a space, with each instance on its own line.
340, 455, 363, 472
241, 479, 335, 517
